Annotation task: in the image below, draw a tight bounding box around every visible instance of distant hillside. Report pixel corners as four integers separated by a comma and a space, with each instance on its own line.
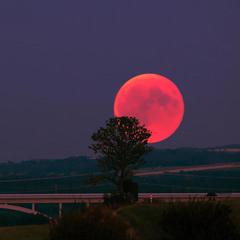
144, 147, 240, 168
208, 144, 240, 153
210, 144, 240, 149
0, 146, 239, 179
0, 156, 97, 179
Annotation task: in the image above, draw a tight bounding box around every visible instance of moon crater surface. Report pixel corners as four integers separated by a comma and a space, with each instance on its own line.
114, 73, 185, 143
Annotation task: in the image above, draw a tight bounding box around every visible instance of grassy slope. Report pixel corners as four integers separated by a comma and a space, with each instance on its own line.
0, 225, 49, 240
118, 204, 164, 240
118, 201, 240, 240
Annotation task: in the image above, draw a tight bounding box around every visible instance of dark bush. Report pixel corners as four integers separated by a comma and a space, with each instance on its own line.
49, 207, 137, 240
159, 200, 240, 240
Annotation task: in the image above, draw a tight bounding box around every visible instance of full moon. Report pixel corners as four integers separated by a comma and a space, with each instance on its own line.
114, 73, 185, 143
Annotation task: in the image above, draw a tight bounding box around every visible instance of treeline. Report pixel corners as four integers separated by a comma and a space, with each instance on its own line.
0, 148, 239, 179
145, 148, 240, 168
0, 156, 97, 179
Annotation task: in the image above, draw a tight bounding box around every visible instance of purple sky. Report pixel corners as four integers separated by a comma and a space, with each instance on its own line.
0, 1, 239, 162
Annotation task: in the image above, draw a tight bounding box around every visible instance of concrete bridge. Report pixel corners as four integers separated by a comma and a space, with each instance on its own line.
0, 193, 239, 218
0, 193, 104, 218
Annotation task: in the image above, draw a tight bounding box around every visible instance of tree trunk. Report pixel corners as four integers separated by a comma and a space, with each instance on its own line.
118, 169, 125, 199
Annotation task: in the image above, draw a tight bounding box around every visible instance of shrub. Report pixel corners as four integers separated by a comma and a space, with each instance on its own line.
49, 207, 137, 240
159, 200, 240, 240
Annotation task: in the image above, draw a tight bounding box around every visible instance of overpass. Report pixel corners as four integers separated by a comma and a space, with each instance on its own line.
0, 193, 240, 218
0, 193, 104, 218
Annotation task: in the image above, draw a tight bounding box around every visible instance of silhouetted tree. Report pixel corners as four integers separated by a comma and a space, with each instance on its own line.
89, 117, 152, 198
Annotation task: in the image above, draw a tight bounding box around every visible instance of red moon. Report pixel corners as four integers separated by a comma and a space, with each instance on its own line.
114, 73, 185, 143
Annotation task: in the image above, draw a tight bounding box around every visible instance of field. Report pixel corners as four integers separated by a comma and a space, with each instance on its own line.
119, 200, 240, 240
1, 168, 240, 195
137, 168, 240, 193
0, 148, 239, 194
0, 225, 49, 240
1, 200, 240, 240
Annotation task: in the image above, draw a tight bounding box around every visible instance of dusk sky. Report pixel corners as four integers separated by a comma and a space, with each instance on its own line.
0, 1, 239, 162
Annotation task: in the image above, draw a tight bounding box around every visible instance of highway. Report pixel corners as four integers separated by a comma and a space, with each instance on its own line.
0, 193, 104, 204
0, 192, 240, 204
135, 163, 240, 176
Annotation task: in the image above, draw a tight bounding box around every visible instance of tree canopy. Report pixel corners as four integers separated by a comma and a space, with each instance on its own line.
89, 116, 152, 195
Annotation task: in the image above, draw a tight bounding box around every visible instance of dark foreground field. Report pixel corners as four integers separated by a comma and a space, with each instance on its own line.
1, 200, 240, 240
0, 224, 49, 240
